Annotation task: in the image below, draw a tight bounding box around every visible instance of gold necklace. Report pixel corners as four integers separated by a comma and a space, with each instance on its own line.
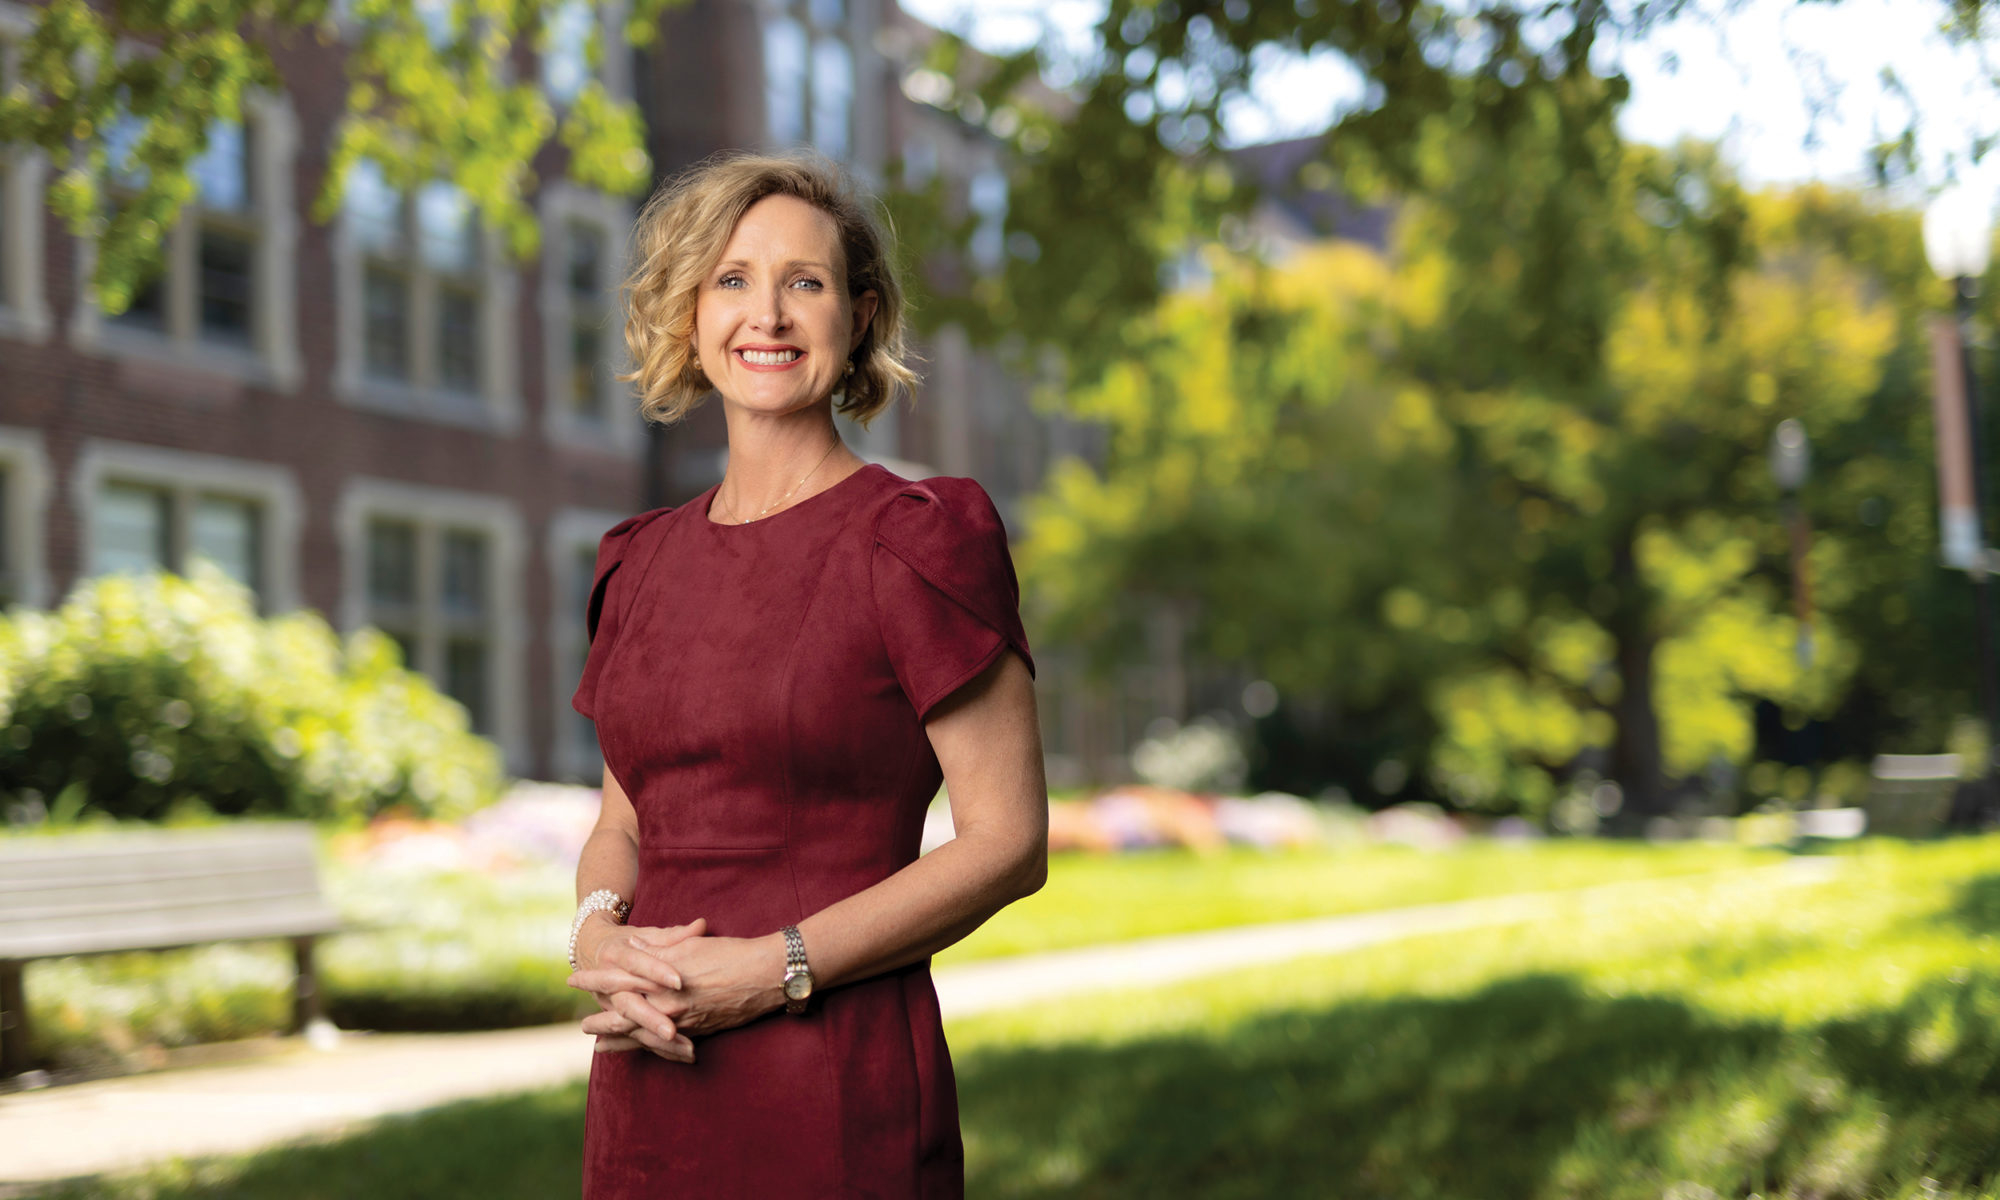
719, 436, 843, 524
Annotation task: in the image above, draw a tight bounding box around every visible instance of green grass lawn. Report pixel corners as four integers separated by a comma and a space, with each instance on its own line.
20, 837, 1772, 1070
941, 838, 1778, 962
32, 836, 2000, 1199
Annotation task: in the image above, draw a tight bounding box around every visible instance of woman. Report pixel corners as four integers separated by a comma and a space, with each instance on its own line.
563, 150, 1049, 1199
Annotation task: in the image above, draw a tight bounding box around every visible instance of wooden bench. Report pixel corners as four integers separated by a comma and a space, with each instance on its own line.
1864, 753, 1962, 838
0, 823, 342, 1076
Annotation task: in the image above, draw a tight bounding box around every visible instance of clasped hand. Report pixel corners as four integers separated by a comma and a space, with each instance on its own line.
565, 918, 785, 1063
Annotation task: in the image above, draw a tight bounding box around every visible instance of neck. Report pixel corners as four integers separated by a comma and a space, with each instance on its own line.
715, 406, 862, 521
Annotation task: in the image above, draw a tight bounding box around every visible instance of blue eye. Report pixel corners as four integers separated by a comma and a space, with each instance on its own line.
792, 276, 823, 290
718, 273, 745, 288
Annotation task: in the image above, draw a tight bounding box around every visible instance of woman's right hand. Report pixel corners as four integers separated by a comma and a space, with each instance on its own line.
569, 917, 709, 1062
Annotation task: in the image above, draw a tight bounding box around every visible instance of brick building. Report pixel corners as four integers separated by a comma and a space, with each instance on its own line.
0, 0, 1122, 784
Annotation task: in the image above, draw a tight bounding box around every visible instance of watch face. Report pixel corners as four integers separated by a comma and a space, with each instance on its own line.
784, 970, 813, 1001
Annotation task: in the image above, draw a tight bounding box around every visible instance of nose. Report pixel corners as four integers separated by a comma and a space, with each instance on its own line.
753, 280, 791, 333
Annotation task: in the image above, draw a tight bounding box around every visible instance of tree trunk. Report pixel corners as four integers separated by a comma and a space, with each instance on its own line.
1606, 531, 1668, 819
1609, 627, 1667, 818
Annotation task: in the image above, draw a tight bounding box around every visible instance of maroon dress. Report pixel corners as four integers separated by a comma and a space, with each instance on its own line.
571, 462, 1034, 1199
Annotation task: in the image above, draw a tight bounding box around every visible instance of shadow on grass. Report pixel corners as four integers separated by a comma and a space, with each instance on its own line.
955, 972, 2000, 1200
1951, 872, 2000, 935
33, 971, 2000, 1199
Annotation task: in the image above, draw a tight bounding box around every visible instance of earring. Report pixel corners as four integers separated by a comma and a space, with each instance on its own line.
690, 352, 701, 372
842, 359, 856, 378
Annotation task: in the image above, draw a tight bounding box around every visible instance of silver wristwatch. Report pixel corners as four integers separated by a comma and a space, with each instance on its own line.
780, 924, 814, 1014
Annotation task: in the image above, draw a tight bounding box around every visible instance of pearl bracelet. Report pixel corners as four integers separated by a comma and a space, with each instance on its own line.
569, 889, 631, 972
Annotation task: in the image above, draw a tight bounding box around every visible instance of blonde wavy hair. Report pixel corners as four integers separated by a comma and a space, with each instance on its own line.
617, 150, 918, 426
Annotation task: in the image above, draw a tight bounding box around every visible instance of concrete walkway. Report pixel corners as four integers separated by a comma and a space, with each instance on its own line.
0, 857, 1840, 1190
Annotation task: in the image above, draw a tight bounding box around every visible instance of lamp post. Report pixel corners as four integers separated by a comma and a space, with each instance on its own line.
1924, 183, 1999, 823
1770, 419, 1813, 669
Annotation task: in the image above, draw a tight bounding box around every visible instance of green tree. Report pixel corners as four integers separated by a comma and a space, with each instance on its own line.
1024, 117, 1970, 817
0, 0, 681, 313
917, 0, 1986, 383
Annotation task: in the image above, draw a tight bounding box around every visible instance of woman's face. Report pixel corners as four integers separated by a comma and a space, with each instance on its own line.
693, 193, 879, 419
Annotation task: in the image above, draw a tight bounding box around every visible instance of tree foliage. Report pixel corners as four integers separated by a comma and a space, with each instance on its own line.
0, 0, 682, 312
1022, 120, 1984, 816
921, 0, 1988, 385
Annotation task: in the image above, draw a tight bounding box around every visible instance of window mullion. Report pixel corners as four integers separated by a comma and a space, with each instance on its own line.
167, 485, 191, 575
167, 207, 199, 343
415, 520, 440, 677
407, 200, 436, 389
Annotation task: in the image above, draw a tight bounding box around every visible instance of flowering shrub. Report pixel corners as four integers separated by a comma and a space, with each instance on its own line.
0, 567, 504, 823
1129, 716, 1249, 794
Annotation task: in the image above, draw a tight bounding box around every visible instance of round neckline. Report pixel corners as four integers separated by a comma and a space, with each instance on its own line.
700, 460, 889, 530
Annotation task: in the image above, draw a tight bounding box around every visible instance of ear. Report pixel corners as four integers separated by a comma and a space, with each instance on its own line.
849, 288, 880, 353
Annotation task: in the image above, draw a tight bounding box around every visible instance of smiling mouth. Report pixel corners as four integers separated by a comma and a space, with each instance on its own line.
737, 349, 802, 366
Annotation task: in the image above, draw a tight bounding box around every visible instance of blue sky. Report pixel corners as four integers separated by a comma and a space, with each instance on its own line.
899, 0, 1999, 205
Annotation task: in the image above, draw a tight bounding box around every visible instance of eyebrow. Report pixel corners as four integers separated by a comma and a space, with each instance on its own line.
714, 258, 836, 273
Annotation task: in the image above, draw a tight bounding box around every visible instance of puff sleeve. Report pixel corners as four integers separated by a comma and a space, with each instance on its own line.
570, 509, 664, 721
872, 478, 1036, 722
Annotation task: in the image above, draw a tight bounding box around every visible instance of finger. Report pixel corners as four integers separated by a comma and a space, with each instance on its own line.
582, 1007, 640, 1036
648, 1033, 696, 1064
593, 1035, 642, 1053
634, 988, 690, 1021
599, 942, 687, 991
630, 917, 708, 948
611, 990, 680, 1044
569, 962, 675, 995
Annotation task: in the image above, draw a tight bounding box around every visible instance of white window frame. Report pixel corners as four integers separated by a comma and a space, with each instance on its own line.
64, 46, 303, 390
337, 478, 527, 770
68, 440, 303, 611
0, 425, 52, 608
547, 506, 625, 780
762, 0, 874, 165
0, 5, 53, 343
539, 182, 642, 455
331, 159, 524, 434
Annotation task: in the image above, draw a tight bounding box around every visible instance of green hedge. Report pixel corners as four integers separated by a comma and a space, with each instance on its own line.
0, 567, 503, 824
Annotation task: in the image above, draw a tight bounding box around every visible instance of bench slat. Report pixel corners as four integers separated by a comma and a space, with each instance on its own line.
1, 909, 344, 960
0, 824, 344, 963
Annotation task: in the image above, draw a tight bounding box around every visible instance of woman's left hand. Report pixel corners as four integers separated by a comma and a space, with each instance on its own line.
570, 929, 788, 1047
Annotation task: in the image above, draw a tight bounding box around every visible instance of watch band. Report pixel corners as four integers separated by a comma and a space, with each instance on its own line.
781, 923, 812, 1014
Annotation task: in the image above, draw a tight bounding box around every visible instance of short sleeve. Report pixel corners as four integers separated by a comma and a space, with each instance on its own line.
872, 478, 1036, 722
571, 508, 667, 721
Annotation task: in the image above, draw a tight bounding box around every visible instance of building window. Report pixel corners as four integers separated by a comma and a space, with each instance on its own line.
765, 2, 851, 158
968, 167, 1008, 275
102, 110, 256, 346
70, 441, 300, 612
0, 20, 54, 342
337, 156, 519, 429
70, 85, 301, 384
541, 0, 594, 105
87, 480, 266, 597
0, 460, 14, 608
539, 185, 637, 451
564, 538, 597, 761
361, 515, 498, 734
0, 429, 51, 609
192, 119, 256, 345
566, 219, 608, 420
346, 159, 487, 396
548, 509, 624, 779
